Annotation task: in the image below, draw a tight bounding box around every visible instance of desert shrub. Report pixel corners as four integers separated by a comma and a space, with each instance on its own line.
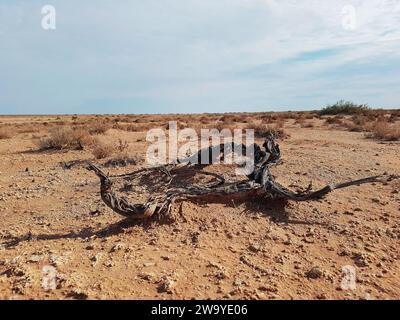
132, 117, 150, 124
319, 100, 370, 115
37, 127, 91, 150
260, 115, 274, 123
218, 114, 244, 125
303, 112, 317, 119
214, 121, 238, 132
113, 123, 138, 132
393, 109, 400, 117
343, 115, 369, 132
17, 125, 38, 134
251, 124, 287, 139
367, 121, 400, 141
275, 118, 285, 128
325, 115, 344, 125
200, 116, 211, 124
165, 121, 187, 130
87, 122, 110, 135
294, 116, 306, 126
112, 123, 125, 131
388, 113, 399, 123
301, 121, 314, 128
351, 115, 368, 126
90, 138, 115, 159
117, 139, 129, 153
218, 115, 231, 123
113, 116, 126, 123
0, 127, 12, 139
124, 123, 150, 132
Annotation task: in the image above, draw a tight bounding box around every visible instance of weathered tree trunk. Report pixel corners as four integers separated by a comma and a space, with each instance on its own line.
87, 137, 398, 219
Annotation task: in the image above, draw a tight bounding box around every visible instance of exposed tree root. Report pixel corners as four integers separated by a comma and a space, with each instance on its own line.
86, 136, 399, 219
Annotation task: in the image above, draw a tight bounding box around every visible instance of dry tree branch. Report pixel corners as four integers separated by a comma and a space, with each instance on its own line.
86, 136, 399, 219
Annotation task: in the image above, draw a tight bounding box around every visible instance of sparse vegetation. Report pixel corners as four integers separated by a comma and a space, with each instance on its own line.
0, 113, 399, 300
301, 121, 314, 128
367, 121, 400, 141
37, 127, 92, 150
90, 138, 115, 159
0, 127, 12, 139
319, 100, 370, 115
252, 124, 287, 139
87, 122, 110, 135
325, 115, 344, 126
117, 139, 129, 153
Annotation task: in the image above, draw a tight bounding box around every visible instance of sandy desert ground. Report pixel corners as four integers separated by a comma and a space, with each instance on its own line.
0, 112, 399, 300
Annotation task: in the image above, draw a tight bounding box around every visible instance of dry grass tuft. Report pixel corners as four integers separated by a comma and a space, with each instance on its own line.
87, 122, 111, 135
367, 121, 400, 141
37, 127, 92, 150
301, 121, 314, 128
251, 123, 287, 140
325, 115, 344, 126
90, 138, 115, 159
114, 123, 151, 132
0, 127, 13, 139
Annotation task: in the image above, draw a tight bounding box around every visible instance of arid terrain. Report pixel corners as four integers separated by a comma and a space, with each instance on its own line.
0, 111, 399, 300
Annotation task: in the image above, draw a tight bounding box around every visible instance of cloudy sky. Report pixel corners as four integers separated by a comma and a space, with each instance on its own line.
1, 0, 400, 114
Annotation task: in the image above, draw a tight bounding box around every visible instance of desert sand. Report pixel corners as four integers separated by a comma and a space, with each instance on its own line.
0, 113, 399, 300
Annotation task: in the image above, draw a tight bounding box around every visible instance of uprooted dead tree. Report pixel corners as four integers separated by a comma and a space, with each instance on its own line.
86, 135, 399, 219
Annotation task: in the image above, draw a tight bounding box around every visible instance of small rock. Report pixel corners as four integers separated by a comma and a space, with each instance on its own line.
316, 293, 328, 300
90, 253, 103, 266
157, 276, 175, 293
352, 252, 371, 267
258, 285, 278, 293
248, 243, 261, 253
85, 244, 95, 250
28, 255, 42, 263
104, 260, 114, 268
66, 290, 88, 300
305, 266, 323, 279
49, 255, 64, 267
110, 243, 124, 253
233, 278, 243, 287
190, 232, 200, 244
225, 232, 234, 239
139, 272, 155, 281
143, 262, 155, 267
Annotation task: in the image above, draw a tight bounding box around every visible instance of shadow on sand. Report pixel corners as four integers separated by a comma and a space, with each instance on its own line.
1, 198, 325, 248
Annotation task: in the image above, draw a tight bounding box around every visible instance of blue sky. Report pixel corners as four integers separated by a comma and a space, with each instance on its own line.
0, 0, 400, 114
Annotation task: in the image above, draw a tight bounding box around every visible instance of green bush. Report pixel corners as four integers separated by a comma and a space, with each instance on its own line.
319, 100, 370, 115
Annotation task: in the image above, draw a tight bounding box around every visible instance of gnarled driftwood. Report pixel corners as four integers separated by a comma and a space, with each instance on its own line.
86, 136, 398, 219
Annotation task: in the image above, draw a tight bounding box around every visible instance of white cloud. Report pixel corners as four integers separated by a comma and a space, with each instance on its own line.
0, 0, 399, 113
